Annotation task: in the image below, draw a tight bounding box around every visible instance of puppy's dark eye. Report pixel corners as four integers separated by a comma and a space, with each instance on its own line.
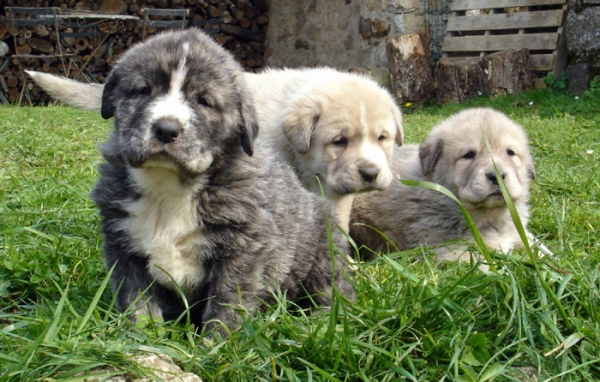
138, 86, 151, 96
462, 151, 476, 159
197, 95, 212, 108
332, 137, 348, 147
507, 149, 516, 156
378, 135, 386, 142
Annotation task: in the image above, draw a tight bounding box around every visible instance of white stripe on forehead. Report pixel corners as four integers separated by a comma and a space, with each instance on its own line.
171, 42, 189, 92
149, 42, 192, 126
359, 101, 368, 130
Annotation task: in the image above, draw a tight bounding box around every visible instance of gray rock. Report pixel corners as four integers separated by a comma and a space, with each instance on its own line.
566, 63, 591, 95
566, 6, 600, 70
74, 353, 202, 382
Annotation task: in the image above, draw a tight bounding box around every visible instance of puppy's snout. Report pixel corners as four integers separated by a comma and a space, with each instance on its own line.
153, 119, 181, 144
486, 171, 506, 185
360, 167, 380, 184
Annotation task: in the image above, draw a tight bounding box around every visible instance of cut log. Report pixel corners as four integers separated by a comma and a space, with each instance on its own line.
75, 37, 89, 51
482, 49, 533, 97
386, 34, 435, 105
16, 44, 32, 56
435, 57, 485, 105
220, 24, 260, 41
28, 38, 54, 54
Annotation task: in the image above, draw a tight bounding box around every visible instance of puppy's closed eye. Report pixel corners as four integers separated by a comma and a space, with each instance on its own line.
127, 86, 151, 97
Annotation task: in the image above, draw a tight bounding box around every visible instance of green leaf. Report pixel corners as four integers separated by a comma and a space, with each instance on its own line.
467, 333, 487, 348
479, 362, 506, 381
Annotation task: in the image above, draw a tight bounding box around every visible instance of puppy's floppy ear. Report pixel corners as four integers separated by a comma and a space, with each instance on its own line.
419, 138, 444, 176
281, 94, 322, 154
392, 105, 404, 146
237, 85, 259, 157
101, 72, 120, 120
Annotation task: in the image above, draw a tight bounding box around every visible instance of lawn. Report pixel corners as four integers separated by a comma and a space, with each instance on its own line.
1, 86, 599, 381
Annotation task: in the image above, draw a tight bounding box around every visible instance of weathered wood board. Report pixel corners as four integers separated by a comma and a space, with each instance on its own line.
441, 0, 567, 76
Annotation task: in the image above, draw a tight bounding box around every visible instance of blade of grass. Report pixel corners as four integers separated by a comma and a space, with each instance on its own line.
399, 178, 496, 271
297, 358, 343, 382
75, 263, 114, 335
484, 137, 574, 332
43, 280, 70, 343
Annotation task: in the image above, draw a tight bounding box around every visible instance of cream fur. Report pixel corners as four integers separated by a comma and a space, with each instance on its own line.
350, 108, 537, 265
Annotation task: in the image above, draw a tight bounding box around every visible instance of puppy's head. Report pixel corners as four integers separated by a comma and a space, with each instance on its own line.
99, 29, 258, 177
419, 108, 535, 209
281, 75, 403, 197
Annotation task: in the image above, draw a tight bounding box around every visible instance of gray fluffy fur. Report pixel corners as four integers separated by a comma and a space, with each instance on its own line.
90, 29, 353, 334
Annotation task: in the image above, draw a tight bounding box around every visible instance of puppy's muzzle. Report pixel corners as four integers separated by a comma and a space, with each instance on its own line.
153, 119, 182, 144
486, 171, 506, 186
359, 167, 380, 184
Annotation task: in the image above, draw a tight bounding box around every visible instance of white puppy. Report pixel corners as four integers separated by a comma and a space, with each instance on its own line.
350, 108, 537, 263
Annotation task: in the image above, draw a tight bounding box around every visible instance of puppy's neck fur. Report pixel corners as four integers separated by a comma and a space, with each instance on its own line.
119, 167, 208, 293
330, 194, 353, 233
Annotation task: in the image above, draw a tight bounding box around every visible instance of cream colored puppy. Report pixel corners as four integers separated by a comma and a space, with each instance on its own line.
245, 68, 403, 230
350, 108, 536, 263
28, 68, 404, 231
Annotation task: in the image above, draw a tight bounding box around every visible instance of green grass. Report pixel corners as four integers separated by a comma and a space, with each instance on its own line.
1, 87, 599, 381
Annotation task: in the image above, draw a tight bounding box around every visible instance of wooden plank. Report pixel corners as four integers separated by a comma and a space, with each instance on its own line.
446, 10, 564, 32
530, 53, 554, 71
5, 7, 60, 15
442, 34, 558, 52
10, 19, 56, 26
145, 20, 188, 28
436, 54, 554, 71
142, 8, 189, 17
450, 0, 566, 11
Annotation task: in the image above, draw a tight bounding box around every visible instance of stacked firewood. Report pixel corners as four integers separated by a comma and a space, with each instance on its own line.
0, 0, 269, 105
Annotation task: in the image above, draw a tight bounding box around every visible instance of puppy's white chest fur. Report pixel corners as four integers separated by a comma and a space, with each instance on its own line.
119, 167, 207, 293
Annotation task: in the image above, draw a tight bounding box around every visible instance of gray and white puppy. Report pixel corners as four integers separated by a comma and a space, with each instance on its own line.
89, 29, 353, 334
350, 108, 536, 263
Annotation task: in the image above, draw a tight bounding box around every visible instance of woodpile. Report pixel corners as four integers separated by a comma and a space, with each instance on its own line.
0, 0, 269, 105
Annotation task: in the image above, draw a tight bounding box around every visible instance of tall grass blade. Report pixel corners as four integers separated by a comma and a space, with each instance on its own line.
399, 178, 495, 270
75, 264, 114, 335
483, 137, 574, 332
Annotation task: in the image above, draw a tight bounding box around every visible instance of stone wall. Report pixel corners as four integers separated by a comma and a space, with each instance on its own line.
566, 0, 600, 76
264, 0, 425, 71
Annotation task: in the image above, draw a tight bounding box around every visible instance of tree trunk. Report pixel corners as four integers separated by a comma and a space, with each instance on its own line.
435, 57, 485, 105
386, 34, 435, 105
482, 49, 533, 97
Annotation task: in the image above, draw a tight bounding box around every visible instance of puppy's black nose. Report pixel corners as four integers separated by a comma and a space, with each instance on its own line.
360, 167, 380, 183
486, 171, 506, 185
153, 119, 181, 144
